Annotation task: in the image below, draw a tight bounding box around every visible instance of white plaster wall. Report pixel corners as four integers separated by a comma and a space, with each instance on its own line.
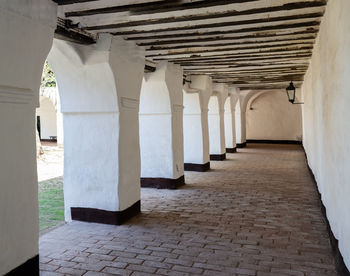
246, 90, 302, 141
0, 1, 56, 274
302, 0, 350, 269
139, 62, 184, 179
36, 97, 57, 139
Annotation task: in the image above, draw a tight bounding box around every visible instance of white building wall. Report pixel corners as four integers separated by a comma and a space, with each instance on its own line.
246, 90, 302, 141
36, 97, 57, 139
302, 0, 350, 269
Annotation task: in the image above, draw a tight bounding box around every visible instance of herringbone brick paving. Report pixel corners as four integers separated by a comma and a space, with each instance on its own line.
39, 144, 337, 275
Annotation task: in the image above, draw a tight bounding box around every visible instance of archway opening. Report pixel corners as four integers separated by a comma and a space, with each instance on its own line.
36, 61, 64, 232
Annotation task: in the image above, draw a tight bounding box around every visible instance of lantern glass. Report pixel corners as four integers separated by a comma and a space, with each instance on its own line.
286, 81, 296, 103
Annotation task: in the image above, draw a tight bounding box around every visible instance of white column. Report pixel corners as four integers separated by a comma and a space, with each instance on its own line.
48, 35, 145, 225
183, 75, 212, 171
0, 1, 57, 274
208, 83, 228, 160
235, 89, 248, 147
224, 87, 239, 152
139, 61, 184, 189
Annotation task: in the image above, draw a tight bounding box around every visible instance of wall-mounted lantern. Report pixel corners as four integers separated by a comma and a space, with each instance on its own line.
286, 81, 304, 104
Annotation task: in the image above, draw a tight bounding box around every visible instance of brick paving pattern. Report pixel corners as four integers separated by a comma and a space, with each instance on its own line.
39, 144, 337, 275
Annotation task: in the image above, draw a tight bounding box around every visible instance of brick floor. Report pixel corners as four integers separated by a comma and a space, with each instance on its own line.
39, 144, 337, 275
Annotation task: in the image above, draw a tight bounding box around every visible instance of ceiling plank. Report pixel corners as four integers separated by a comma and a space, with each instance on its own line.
64, 0, 259, 16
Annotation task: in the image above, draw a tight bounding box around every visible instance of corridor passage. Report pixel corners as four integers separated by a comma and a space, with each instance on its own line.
39, 144, 337, 276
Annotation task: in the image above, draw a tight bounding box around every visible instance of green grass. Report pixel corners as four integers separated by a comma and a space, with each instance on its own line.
38, 177, 64, 231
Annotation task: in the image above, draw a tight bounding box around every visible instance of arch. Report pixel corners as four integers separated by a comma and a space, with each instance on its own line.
246, 90, 302, 141
48, 39, 119, 114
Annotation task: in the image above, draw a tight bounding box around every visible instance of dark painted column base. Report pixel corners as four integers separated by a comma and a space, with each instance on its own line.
71, 200, 140, 225
5, 255, 39, 276
236, 142, 247, 148
184, 162, 210, 172
226, 147, 237, 153
141, 175, 185, 189
210, 153, 226, 161
246, 139, 302, 144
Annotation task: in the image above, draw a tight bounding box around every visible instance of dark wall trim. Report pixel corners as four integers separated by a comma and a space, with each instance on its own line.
226, 147, 237, 153
5, 255, 39, 276
210, 153, 226, 161
303, 149, 350, 276
236, 142, 247, 148
247, 139, 302, 144
141, 175, 185, 189
184, 162, 210, 172
71, 200, 140, 225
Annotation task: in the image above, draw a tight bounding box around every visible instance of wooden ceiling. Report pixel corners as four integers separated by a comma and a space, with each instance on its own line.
52, 0, 327, 90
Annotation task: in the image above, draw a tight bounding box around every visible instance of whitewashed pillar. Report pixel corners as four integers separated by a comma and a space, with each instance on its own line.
224, 87, 239, 153
208, 83, 228, 160
0, 1, 57, 274
235, 89, 248, 147
48, 35, 145, 225
183, 75, 212, 171
139, 61, 184, 189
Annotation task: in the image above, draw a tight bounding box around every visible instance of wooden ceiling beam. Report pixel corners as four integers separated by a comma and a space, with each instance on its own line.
136, 30, 318, 46
146, 37, 315, 51
146, 43, 314, 58
120, 21, 320, 40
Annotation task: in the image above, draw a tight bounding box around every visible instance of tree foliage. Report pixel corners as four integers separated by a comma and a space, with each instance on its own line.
41, 61, 56, 87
